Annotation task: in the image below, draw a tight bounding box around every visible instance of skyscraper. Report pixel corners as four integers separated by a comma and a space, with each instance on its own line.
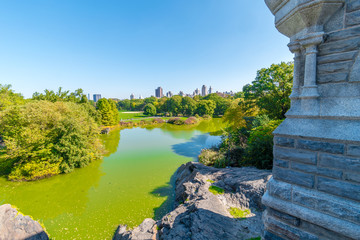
130, 93, 135, 100
194, 88, 200, 96
179, 91, 185, 97
155, 87, 163, 98
166, 91, 173, 98
208, 86, 213, 94
93, 94, 101, 103
202, 85, 207, 97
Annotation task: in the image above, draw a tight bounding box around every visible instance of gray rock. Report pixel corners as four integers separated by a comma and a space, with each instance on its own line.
0, 204, 49, 240
114, 162, 272, 240
101, 128, 111, 134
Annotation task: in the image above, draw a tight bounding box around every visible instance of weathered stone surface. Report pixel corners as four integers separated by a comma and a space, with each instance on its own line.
346, 9, 360, 26
274, 137, 295, 148
317, 72, 348, 83
0, 204, 49, 240
267, 208, 300, 227
297, 139, 345, 154
317, 177, 360, 201
318, 82, 360, 97
274, 159, 289, 168
268, 178, 292, 201
273, 167, 314, 188
344, 172, 360, 183
318, 61, 353, 75
317, 51, 357, 64
114, 162, 271, 240
319, 37, 360, 55
325, 26, 360, 42
348, 144, 360, 157
347, 0, 360, 12
319, 154, 360, 172
349, 53, 360, 82
291, 162, 342, 179
292, 185, 360, 224
274, 147, 317, 164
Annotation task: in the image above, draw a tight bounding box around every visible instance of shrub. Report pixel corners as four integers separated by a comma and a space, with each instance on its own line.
199, 149, 224, 166
228, 207, 251, 219
152, 118, 165, 124
0, 101, 103, 181
144, 103, 156, 116
208, 186, 224, 195
167, 117, 185, 125
184, 117, 198, 125
194, 114, 200, 118
202, 114, 212, 120
244, 120, 282, 169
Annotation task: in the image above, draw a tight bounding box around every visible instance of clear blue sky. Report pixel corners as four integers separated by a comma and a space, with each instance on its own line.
0, 0, 293, 99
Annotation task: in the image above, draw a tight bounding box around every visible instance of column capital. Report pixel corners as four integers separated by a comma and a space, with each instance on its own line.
299, 32, 324, 48
287, 41, 301, 54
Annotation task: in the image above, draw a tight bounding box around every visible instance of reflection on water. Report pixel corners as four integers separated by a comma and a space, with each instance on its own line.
0, 119, 226, 239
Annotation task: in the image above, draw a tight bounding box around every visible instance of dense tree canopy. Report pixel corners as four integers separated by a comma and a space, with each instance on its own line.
0, 84, 25, 111
97, 98, 120, 126
0, 101, 103, 181
242, 62, 293, 119
144, 103, 157, 116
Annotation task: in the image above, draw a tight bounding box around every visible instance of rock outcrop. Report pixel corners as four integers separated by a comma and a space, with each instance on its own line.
114, 162, 272, 240
0, 204, 49, 240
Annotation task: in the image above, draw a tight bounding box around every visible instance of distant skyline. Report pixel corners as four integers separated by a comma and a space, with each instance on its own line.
0, 0, 293, 99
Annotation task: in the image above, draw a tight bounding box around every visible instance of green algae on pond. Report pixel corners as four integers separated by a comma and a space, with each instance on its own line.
0, 119, 226, 239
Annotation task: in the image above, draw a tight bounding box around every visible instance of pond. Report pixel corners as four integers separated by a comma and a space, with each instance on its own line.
0, 119, 226, 239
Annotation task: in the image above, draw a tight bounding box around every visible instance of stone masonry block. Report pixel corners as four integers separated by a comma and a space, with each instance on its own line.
318, 61, 353, 75
297, 139, 345, 154
292, 186, 360, 224
317, 51, 358, 65
273, 167, 315, 188
274, 137, 295, 148
347, 144, 360, 157
325, 26, 360, 42
319, 37, 360, 55
317, 72, 348, 83
301, 220, 354, 240
268, 178, 292, 201
263, 231, 286, 240
344, 172, 360, 183
319, 154, 360, 172
264, 214, 318, 240
274, 147, 317, 164
291, 162, 342, 179
317, 177, 360, 201
347, 0, 360, 12
274, 159, 289, 168
267, 208, 300, 227
346, 9, 360, 26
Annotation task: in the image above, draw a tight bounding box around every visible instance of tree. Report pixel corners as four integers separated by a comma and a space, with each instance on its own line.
32, 87, 88, 104
181, 97, 197, 116
243, 62, 293, 119
0, 84, 25, 111
196, 100, 216, 116
167, 96, 182, 115
97, 99, 119, 126
144, 103, 157, 116
118, 99, 131, 110
0, 101, 103, 181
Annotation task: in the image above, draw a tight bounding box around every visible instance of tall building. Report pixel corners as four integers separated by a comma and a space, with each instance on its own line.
194, 88, 200, 96
179, 91, 185, 97
130, 93, 135, 100
139, 95, 143, 99
155, 87, 163, 98
93, 94, 101, 103
202, 85, 207, 97
166, 91, 173, 98
208, 86, 213, 94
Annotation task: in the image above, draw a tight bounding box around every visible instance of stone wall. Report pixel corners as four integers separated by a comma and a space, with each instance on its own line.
263, 0, 360, 239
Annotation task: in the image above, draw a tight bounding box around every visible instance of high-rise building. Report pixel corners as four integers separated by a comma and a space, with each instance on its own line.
166, 91, 173, 98
139, 95, 143, 99
179, 91, 185, 97
208, 86, 213, 94
202, 85, 207, 97
93, 94, 101, 103
130, 93, 135, 100
155, 87, 163, 98
194, 88, 200, 96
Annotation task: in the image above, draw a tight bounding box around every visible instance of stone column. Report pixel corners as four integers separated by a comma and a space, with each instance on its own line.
263, 1, 360, 240
286, 42, 302, 116
298, 32, 323, 116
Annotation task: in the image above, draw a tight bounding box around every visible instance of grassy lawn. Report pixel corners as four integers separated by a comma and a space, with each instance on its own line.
118, 111, 146, 120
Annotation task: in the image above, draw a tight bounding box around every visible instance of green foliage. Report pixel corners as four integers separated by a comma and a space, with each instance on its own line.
243, 62, 293, 119
97, 98, 119, 126
203, 93, 231, 116
228, 207, 251, 219
244, 120, 283, 169
0, 101, 103, 181
166, 96, 183, 115
144, 103, 157, 116
32, 87, 88, 104
167, 117, 185, 125
184, 117, 198, 125
0, 84, 25, 111
208, 185, 224, 195
181, 97, 197, 116
206, 179, 215, 183
196, 100, 216, 116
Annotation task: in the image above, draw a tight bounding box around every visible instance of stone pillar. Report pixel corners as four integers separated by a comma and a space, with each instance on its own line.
286, 42, 301, 116
263, 0, 360, 239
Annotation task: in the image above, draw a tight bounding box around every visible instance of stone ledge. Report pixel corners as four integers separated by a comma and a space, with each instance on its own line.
262, 192, 360, 239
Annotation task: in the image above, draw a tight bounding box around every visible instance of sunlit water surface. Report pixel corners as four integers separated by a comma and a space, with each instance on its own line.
0, 119, 226, 239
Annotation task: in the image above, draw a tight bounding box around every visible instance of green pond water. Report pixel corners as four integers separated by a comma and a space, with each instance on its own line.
0, 119, 226, 239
